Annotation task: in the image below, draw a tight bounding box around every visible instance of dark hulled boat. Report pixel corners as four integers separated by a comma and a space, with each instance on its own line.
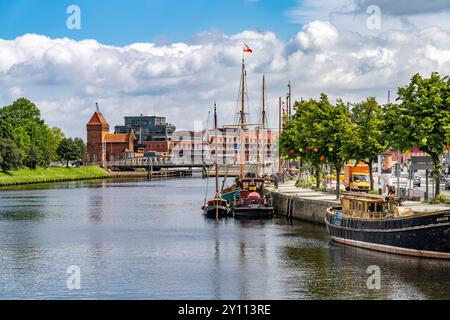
326, 193, 450, 259
203, 105, 231, 219
232, 178, 274, 219
203, 197, 230, 219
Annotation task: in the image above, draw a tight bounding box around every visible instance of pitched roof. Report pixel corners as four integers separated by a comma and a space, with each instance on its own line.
104, 133, 130, 143
87, 112, 109, 126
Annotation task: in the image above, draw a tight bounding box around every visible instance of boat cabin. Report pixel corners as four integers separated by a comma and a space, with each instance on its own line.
237, 178, 268, 205
341, 193, 413, 219
240, 178, 265, 192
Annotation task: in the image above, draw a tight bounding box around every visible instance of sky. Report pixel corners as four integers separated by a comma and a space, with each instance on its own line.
1, 0, 450, 138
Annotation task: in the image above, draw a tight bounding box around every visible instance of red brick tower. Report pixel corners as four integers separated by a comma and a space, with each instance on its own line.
86, 112, 110, 163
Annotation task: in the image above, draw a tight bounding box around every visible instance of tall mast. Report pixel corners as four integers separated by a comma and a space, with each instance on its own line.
288, 81, 292, 120
214, 104, 219, 197
239, 58, 246, 178
240, 59, 246, 127
262, 75, 267, 130
278, 97, 282, 175
258, 75, 267, 177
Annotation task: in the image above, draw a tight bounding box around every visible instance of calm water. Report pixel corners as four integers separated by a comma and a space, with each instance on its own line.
0, 177, 449, 300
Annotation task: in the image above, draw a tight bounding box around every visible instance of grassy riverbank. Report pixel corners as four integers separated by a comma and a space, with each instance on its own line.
0, 166, 111, 186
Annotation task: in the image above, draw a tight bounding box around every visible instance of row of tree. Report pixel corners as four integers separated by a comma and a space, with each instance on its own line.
280, 72, 450, 198
0, 98, 86, 171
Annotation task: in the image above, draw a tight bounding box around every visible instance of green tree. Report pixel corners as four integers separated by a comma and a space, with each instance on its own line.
0, 119, 13, 140
384, 73, 450, 197
343, 97, 388, 191
0, 98, 41, 127
280, 94, 351, 197
0, 98, 52, 169
48, 127, 65, 162
24, 120, 51, 168
0, 138, 23, 172
57, 138, 83, 168
73, 137, 87, 161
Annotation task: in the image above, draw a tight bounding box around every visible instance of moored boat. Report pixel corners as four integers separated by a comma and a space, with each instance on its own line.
203, 197, 230, 219
326, 193, 450, 259
203, 105, 231, 219
232, 178, 274, 219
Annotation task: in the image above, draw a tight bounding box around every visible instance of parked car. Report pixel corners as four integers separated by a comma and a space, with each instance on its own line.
414, 176, 421, 188
445, 178, 450, 191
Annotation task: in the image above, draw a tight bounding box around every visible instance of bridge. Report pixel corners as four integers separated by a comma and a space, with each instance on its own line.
106, 157, 211, 171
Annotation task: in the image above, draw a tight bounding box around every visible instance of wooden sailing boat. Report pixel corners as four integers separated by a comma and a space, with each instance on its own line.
203, 105, 231, 219
221, 48, 274, 219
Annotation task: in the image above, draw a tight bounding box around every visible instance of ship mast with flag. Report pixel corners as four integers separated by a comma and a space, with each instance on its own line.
224, 43, 258, 178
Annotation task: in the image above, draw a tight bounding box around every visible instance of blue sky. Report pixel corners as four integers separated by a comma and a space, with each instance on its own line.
0, 0, 300, 45
1, 0, 450, 137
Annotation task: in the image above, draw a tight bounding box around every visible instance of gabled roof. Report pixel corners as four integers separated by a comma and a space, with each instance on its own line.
87, 112, 109, 126
104, 133, 130, 143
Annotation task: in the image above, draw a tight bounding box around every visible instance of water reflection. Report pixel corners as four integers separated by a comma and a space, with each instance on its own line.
0, 178, 449, 300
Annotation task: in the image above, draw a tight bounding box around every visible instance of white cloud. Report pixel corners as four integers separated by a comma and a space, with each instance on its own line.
1, 12, 450, 138
295, 20, 339, 49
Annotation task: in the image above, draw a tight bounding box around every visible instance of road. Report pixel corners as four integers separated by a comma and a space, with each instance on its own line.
327, 170, 449, 199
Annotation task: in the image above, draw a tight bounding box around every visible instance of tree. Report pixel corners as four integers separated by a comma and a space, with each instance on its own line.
0, 119, 13, 140
280, 94, 351, 198
73, 137, 87, 161
0, 98, 53, 169
0, 98, 41, 127
343, 97, 388, 191
57, 138, 84, 168
0, 138, 23, 172
384, 73, 450, 197
48, 127, 65, 162
324, 99, 352, 198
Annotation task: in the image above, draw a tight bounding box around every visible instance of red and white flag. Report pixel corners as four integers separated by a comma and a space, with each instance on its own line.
243, 44, 253, 53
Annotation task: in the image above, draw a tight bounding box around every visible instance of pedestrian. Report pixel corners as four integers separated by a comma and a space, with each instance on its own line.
381, 155, 393, 195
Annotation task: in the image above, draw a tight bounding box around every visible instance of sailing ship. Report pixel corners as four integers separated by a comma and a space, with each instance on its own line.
203, 105, 231, 219
326, 193, 450, 259
221, 46, 274, 219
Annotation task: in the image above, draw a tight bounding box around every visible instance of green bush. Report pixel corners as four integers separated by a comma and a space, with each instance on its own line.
426, 194, 448, 205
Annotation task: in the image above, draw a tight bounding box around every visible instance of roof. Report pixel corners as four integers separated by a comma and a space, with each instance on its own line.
87, 112, 109, 126
104, 133, 130, 143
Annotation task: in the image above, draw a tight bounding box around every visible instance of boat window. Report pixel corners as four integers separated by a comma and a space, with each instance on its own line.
357, 202, 363, 213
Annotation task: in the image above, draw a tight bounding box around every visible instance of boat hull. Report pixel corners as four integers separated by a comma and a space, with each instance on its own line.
204, 205, 230, 219
326, 208, 450, 259
233, 206, 274, 219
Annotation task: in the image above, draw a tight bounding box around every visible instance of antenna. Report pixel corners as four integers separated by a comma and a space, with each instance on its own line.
388, 90, 391, 104
96, 102, 100, 113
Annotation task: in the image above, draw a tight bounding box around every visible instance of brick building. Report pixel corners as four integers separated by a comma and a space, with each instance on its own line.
86, 111, 135, 163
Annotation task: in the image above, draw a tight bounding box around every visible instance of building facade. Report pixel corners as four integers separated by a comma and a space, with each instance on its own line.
86, 112, 135, 163
115, 115, 176, 155
171, 128, 279, 172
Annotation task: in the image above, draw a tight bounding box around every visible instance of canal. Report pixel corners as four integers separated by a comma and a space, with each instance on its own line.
0, 177, 449, 300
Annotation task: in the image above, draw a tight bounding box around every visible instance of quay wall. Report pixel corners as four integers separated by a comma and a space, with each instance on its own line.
271, 191, 339, 225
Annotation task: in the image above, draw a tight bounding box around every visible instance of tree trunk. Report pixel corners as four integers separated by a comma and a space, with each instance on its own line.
335, 164, 342, 200
67, 160, 69, 168
368, 159, 374, 191
432, 157, 441, 198
315, 165, 321, 190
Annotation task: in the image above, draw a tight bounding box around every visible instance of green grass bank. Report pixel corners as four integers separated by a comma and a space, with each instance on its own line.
0, 166, 111, 186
